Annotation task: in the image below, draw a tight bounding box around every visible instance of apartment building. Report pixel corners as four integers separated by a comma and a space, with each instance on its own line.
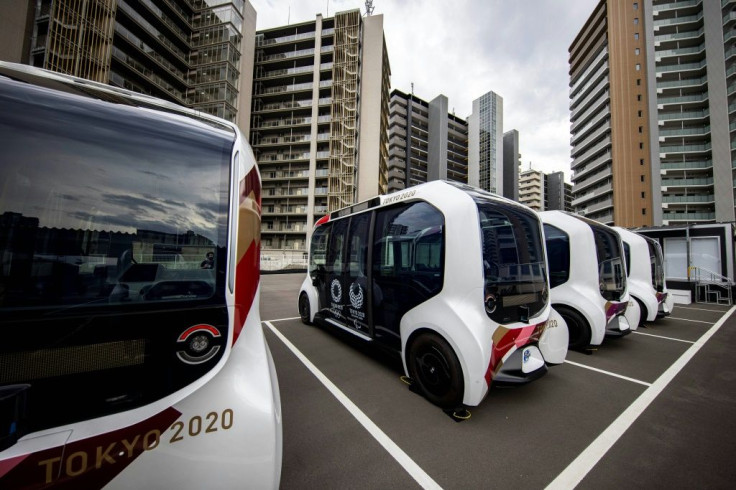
650, 0, 734, 225
250, 10, 390, 254
519, 168, 545, 211
569, 0, 653, 227
502, 129, 520, 201
0, 0, 256, 131
387, 89, 468, 192
571, 0, 735, 227
468, 90, 504, 194
546, 171, 573, 212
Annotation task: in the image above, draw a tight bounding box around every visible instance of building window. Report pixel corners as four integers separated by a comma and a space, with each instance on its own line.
637, 94, 642, 101
638, 126, 643, 133
640, 159, 644, 165
636, 78, 641, 85
641, 192, 646, 198
638, 110, 643, 117
636, 63, 641, 71
640, 175, 645, 182
635, 48, 640, 55
639, 142, 644, 149
642, 208, 646, 215
634, 18, 639, 25
634, 33, 639, 40
634, 2, 639, 10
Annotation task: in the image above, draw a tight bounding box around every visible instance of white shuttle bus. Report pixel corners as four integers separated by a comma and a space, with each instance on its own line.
298, 181, 568, 409
0, 62, 281, 488
540, 211, 631, 351
614, 227, 674, 326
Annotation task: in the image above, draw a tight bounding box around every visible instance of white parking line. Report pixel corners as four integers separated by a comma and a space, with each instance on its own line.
668, 317, 713, 324
264, 321, 442, 490
676, 306, 727, 313
564, 360, 651, 387
546, 305, 736, 490
265, 316, 301, 323
632, 331, 695, 344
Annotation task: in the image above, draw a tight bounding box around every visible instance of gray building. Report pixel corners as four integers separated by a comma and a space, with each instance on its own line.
468, 90, 504, 194
251, 9, 390, 256
546, 171, 572, 211
0, 0, 257, 131
387, 89, 468, 192
502, 129, 520, 201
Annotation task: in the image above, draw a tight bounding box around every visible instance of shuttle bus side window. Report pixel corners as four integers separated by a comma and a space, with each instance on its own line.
310, 224, 330, 273
623, 242, 631, 277
326, 219, 348, 275
544, 224, 570, 288
372, 202, 444, 340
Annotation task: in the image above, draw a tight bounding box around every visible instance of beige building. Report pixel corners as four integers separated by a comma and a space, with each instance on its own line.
519, 168, 545, 211
569, 0, 653, 227
251, 10, 390, 255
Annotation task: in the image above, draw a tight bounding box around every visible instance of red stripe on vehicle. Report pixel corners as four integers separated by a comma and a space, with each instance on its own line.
177, 324, 221, 342
232, 240, 259, 345
0, 407, 181, 489
484, 323, 545, 386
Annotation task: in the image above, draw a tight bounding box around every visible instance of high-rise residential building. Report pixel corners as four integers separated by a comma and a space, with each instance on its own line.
569, 0, 653, 227
546, 171, 572, 212
502, 129, 520, 201
0, 0, 256, 131
387, 89, 468, 192
469, 90, 504, 194
570, 0, 734, 227
519, 168, 572, 212
650, 0, 734, 225
251, 10, 390, 255
519, 168, 544, 211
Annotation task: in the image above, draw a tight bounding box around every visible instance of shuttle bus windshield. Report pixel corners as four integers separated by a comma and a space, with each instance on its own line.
645, 237, 665, 292
476, 199, 547, 324
589, 223, 626, 301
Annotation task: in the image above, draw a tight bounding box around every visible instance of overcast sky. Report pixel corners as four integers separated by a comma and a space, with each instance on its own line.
249, 0, 599, 180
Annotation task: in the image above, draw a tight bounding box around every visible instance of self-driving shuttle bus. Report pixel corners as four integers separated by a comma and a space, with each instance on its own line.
614, 227, 673, 327
647, 236, 675, 317
540, 211, 630, 351
298, 181, 568, 409
0, 62, 281, 488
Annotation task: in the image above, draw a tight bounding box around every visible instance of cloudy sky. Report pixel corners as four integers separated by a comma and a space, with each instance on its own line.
249, 0, 599, 180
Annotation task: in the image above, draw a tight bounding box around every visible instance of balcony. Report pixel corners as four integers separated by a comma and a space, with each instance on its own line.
653, 11, 704, 29
658, 125, 710, 139
260, 48, 315, 63
661, 177, 714, 187
571, 182, 613, 207
257, 31, 316, 47
656, 75, 707, 91
256, 81, 313, 96
660, 160, 712, 170
658, 108, 709, 122
659, 142, 712, 156
656, 92, 708, 107
662, 212, 715, 221
654, 26, 704, 44
656, 59, 707, 75
662, 194, 714, 204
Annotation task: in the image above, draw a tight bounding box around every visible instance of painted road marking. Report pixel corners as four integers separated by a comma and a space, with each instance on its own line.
264, 321, 442, 490
668, 317, 713, 325
546, 305, 736, 490
632, 331, 695, 344
266, 316, 301, 323
564, 360, 651, 387
676, 306, 727, 313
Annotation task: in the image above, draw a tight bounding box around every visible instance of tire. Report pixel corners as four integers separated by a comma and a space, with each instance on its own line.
556, 306, 591, 351
635, 297, 647, 328
407, 332, 464, 409
298, 292, 312, 325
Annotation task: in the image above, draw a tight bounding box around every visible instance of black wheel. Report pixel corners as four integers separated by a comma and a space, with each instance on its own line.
556, 306, 591, 351
298, 292, 312, 325
634, 297, 647, 328
407, 332, 464, 409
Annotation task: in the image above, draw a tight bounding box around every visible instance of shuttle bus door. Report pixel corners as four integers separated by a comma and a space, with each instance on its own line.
341, 213, 373, 338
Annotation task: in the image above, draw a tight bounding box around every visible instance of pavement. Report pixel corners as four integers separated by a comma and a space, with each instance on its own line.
260, 272, 736, 489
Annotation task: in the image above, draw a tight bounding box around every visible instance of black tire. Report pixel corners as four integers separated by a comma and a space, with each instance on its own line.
634, 297, 647, 328
298, 292, 312, 325
556, 305, 591, 351
407, 332, 464, 409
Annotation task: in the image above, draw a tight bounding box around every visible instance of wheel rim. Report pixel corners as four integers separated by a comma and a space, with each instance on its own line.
414, 345, 452, 397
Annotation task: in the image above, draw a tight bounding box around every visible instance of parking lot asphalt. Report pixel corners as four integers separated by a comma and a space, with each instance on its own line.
260, 273, 736, 489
